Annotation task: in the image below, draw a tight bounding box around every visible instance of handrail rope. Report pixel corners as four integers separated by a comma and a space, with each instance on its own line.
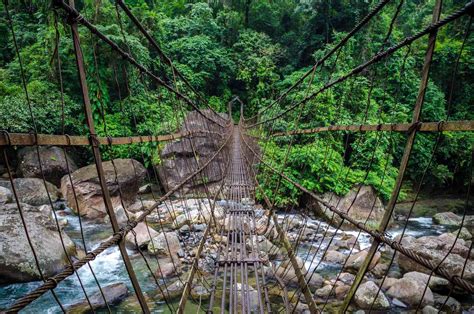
52, 0, 226, 128
247, 0, 393, 120
6, 129, 233, 313
247, 1, 474, 128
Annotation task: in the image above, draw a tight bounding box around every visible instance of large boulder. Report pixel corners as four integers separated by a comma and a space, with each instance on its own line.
386, 277, 434, 307
0, 202, 76, 283
0, 178, 60, 206
66, 282, 128, 313
324, 250, 346, 264
60, 159, 146, 219
403, 271, 449, 293
354, 281, 390, 310
148, 231, 181, 259
0, 186, 12, 205
432, 212, 461, 226
345, 250, 380, 272
17, 146, 78, 186
310, 185, 385, 229
273, 256, 322, 288
157, 110, 228, 196
125, 222, 159, 249
395, 234, 474, 284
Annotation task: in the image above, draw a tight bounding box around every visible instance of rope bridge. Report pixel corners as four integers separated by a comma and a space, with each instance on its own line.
1, 0, 473, 313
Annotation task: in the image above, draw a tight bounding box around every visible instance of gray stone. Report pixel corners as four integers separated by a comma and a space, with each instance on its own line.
125, 222, 159, 249
432, 212, 462, 226
193, 223, 207, 232
0, 186, 12, 205
60, 159, 146, 219
345, 250, 380, 272
354, 281, 390, 310
313, 185, 385, 228
422, 305, 438, 314
0, 178, 60, 206
157, 110, 229, 195
155, 260, 180, 279
386, 277, 434, 307
0, 202, 76, 283
148, 231, 181, 259
451, 227, 472, 240
315, 285, 334, 298
17, 146, 78, 186
324, 250, 346, 264
403, 271, 449, 293
66, 282, 128, 313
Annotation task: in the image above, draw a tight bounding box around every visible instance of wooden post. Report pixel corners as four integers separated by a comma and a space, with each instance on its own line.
67, 1, 150, 312
341, 0, 443, 311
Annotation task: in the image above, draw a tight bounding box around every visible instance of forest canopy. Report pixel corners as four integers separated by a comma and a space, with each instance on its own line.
1, 0, 472, 206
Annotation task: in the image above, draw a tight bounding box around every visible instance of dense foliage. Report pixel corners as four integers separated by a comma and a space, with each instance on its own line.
0, 0, 472, 206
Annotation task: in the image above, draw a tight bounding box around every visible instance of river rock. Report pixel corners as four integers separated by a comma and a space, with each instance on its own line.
66, 282, 128, 313
422, 305, 438, 314
432, 212, 462, 226
0, 202, 76, 283
127, 200, 157, 213
155, 259, 181, 279
324, 250, 346, 264
191, 285, 210, 300
310, 185, 385, 228
335, 284, 350, 300
125, 222, 159, 249
315, 284, 334, 298
354, 281, 390, 309
433, 293, 461, 312
0, 178, 60, 206
386, 277, 434, 307
17, 146, 78, 187
60, 159, 146, 219
345, 250, 380, 272
451, 227, 472, 240
0, 186, 12, 204
148, 231, 181, 259
274, 257, 320, 288
395, 235, 474, 284
403, 271, 449, 293
157, 279, 185, 300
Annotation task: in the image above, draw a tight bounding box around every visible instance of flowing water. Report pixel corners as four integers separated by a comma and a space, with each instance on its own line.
0, 204, 452, 312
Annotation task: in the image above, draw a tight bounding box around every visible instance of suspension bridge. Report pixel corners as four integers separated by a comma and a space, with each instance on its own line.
1, 0, 474, 313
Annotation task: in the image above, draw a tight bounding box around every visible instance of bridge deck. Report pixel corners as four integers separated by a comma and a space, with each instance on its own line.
209, 127, 271, 313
